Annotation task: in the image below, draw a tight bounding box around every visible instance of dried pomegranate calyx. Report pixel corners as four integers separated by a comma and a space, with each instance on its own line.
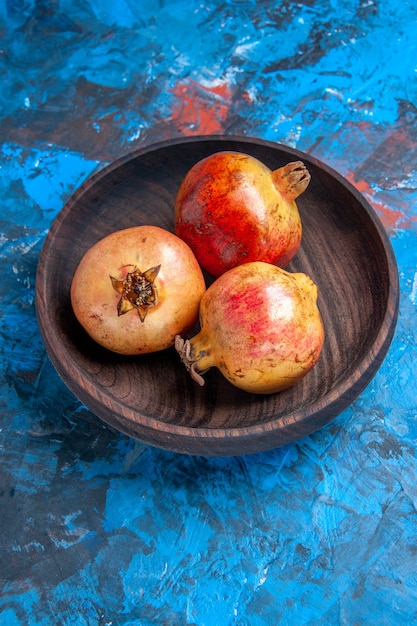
271, 160, 311, 201
175, 335, 207, 386
110, 264, 160, 322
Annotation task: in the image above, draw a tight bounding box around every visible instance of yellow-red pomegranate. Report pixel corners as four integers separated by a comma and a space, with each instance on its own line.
175, 261, 324, 394
174, 151, 310, 277
71, 225, 206, 355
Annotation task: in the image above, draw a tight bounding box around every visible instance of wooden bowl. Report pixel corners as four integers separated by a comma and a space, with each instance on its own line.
35, 136, 399, 456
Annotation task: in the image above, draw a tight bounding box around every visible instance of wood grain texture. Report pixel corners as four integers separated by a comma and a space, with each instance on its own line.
35, 136, 399, 455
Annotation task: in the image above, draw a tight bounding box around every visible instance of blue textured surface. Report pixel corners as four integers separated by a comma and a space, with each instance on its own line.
1, 1, 417, 624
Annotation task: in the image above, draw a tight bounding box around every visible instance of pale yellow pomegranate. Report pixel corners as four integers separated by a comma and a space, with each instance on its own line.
71, 225, 206, 355
175, 261, 324, 394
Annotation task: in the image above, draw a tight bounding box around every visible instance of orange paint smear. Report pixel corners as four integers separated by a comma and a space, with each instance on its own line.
346, 173, 417, 231
171, 79, 232, 135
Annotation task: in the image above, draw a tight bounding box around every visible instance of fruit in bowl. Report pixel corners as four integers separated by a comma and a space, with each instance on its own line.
175, 261, 324, 394
71, 225, 206, 355
174, 151, 310, 277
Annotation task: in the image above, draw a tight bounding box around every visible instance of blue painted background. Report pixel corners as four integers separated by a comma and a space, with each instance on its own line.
1, 1, 417, 624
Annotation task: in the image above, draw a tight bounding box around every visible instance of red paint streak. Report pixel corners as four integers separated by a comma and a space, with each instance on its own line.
171, 79, 232, 135
346, 173, 417, 231
241, 91, 253, 104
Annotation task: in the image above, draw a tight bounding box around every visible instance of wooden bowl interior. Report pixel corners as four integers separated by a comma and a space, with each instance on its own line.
36, 137, 398, 455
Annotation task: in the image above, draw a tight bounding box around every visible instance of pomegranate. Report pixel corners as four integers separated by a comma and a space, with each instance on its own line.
174, 151, 310, 277
175, 261, 324, 394
71, 225, 206, 355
